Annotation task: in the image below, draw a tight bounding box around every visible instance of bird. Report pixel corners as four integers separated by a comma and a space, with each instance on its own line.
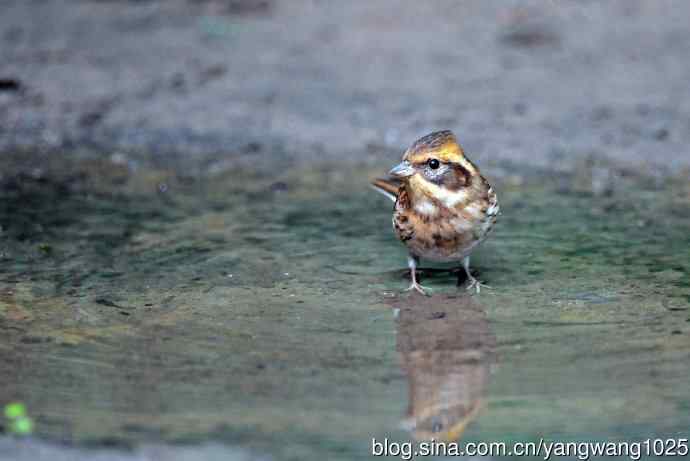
372, 130, 499, 295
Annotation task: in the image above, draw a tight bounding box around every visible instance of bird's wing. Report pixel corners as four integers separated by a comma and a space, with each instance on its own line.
370, 177, 401, 202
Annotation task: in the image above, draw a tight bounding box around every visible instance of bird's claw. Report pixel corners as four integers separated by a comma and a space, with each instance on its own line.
405, 282, 431, 296
465, 276, 491, 294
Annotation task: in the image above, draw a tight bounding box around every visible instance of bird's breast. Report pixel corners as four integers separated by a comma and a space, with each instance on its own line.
393, 190, 498, 262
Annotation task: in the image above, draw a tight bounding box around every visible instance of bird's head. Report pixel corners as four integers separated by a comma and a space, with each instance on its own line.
388, 130, 477, 192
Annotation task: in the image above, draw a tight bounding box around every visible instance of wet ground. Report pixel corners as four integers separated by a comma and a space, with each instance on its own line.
1, 1, 690, 459
0, 151, 689, 460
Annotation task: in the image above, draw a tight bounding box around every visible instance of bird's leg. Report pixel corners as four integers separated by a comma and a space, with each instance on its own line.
405, 254, 430, 295
462, 256, 490, 294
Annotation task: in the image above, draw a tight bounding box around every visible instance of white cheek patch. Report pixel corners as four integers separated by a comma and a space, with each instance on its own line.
444, 191, 470, 208
414, 201, 438, 216
431, 184, 469, 208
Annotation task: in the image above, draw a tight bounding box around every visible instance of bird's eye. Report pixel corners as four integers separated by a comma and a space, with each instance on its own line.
428, 159, 440, 169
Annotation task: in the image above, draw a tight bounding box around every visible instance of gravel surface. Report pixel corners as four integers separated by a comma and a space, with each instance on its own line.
1, 0, 689, 170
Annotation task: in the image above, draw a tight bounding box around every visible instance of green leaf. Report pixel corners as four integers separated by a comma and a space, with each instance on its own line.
10, 417, 34, 435
4, 403, 26, 420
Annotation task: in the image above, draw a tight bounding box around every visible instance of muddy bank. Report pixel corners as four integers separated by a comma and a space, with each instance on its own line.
1, 1, 690, 171
0, 150, 689, 459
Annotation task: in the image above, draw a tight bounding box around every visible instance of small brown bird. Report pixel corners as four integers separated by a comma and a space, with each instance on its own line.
372, 130, 499, 294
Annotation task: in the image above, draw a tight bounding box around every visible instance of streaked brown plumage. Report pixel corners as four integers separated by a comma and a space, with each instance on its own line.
372, 130, 499, 294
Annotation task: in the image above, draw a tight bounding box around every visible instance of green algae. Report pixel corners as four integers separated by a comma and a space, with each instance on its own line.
0, 152, 689, 459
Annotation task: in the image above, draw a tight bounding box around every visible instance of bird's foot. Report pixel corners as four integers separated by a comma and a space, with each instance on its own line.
405, 281, 431, 296
465, 275, 490, 294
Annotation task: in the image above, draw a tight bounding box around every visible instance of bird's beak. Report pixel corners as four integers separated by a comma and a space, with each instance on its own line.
389, 161, 415, 178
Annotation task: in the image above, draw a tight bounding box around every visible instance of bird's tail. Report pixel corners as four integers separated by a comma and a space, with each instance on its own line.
370, 177, 401, 202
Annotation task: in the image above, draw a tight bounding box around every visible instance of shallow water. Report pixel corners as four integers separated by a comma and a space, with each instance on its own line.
0, 152, 689, 460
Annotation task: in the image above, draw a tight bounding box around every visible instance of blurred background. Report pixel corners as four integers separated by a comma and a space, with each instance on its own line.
2, 0, 689, 169
1, 1, 689, 461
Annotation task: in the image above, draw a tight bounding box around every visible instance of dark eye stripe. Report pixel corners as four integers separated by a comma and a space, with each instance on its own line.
442, 164, 471, 190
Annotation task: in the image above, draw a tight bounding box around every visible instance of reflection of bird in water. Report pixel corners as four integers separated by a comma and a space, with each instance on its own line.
391, 294, 495, 441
